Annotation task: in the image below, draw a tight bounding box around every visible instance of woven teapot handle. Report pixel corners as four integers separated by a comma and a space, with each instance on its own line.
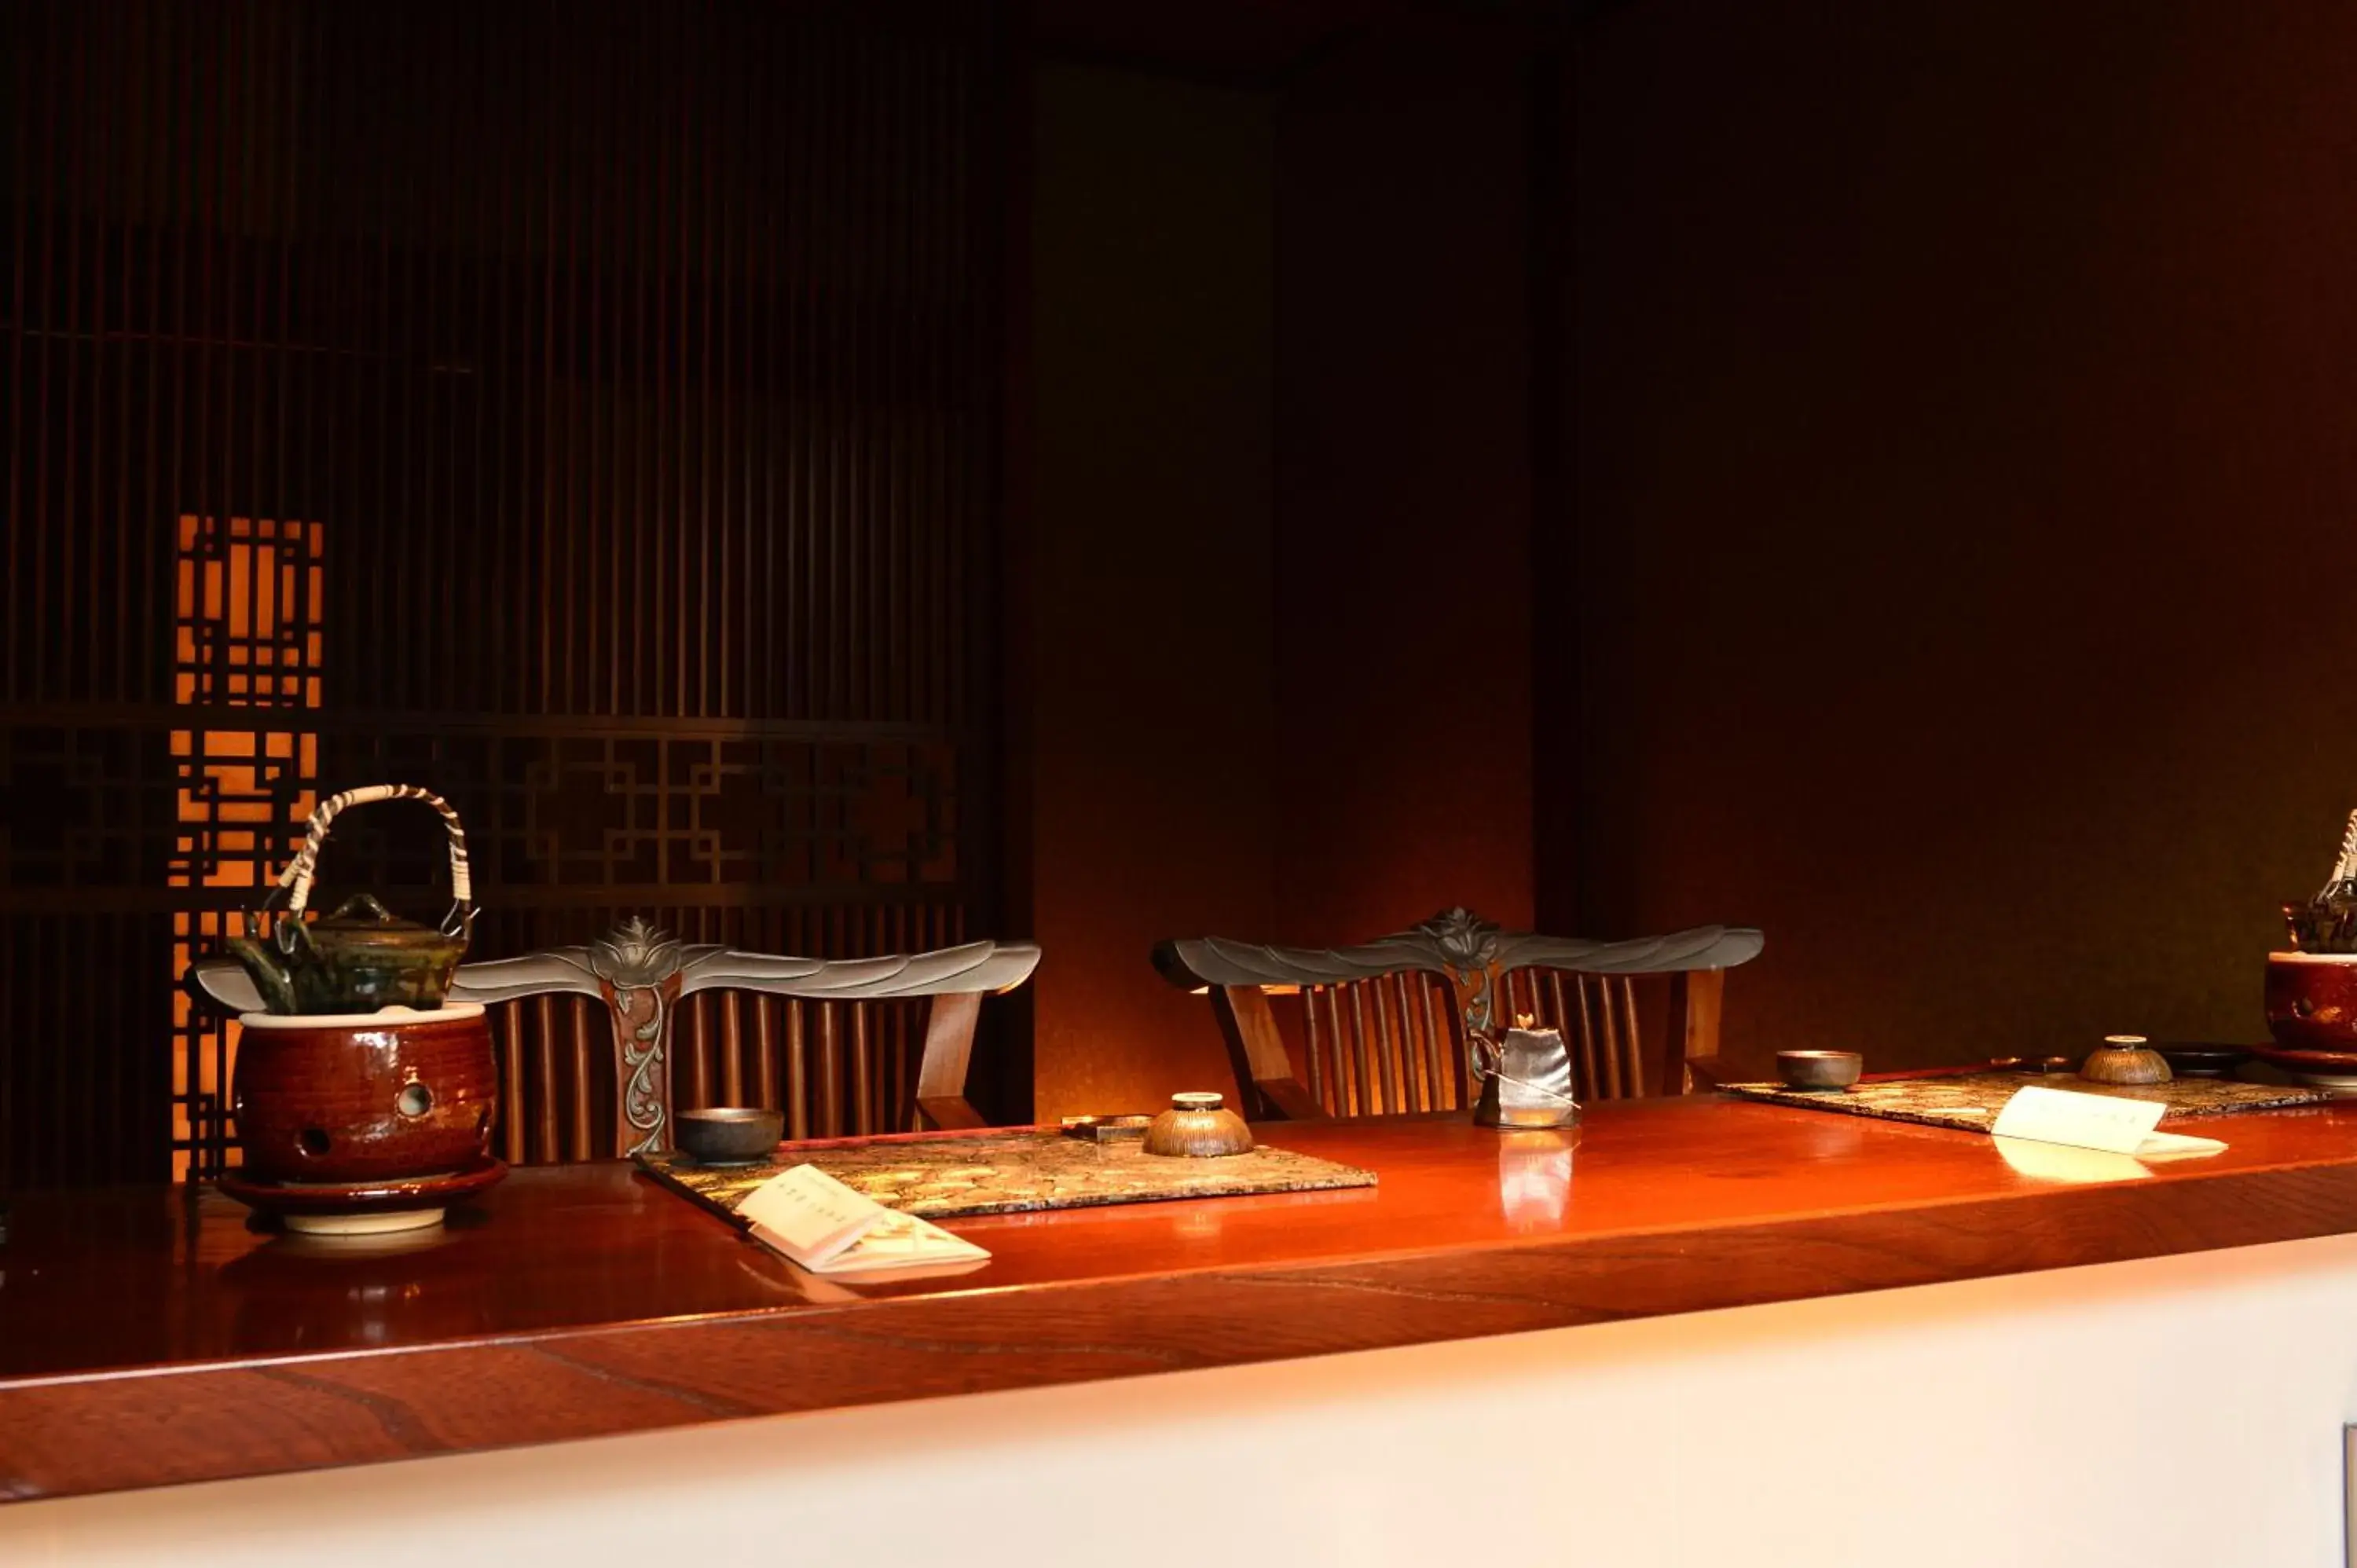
265, 784, 473, 939
2324, 808, 2357, 897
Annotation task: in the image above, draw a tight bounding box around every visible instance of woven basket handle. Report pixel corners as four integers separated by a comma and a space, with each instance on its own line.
265, 784, 473, 939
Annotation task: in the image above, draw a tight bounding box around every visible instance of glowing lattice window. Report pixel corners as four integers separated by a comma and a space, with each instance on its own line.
168, 515, 323, 1180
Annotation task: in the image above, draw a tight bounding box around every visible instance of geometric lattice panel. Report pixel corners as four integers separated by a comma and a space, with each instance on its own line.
0, 0, 1005, 1187
169, 515, 324, 1178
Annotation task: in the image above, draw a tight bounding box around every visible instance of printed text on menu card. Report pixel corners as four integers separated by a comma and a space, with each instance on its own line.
1989, 1085, 2224, 1160
735, 1164, 992, 1273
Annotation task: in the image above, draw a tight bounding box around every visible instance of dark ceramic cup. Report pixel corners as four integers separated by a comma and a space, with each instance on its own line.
1775, 1050, 1864, 1091
676, 1107, 786, 1166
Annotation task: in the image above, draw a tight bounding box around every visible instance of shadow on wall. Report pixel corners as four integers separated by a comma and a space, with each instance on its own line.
1022, 13, 1545, 1120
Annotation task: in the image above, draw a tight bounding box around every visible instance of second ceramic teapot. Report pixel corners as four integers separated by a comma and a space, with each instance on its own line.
1472, 1013, 1582, 1130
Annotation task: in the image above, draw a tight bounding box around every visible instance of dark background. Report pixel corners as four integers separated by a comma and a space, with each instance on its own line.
1564, 0, 2357, 1083
8, 0, 2348, 1183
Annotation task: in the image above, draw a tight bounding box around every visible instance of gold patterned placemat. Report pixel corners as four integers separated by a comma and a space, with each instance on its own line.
638, 1128, 1376, 1222
1722, 1072, 2329, 1133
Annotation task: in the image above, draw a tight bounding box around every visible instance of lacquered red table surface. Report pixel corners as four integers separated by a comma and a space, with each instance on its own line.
9, 1094, 2357, 1501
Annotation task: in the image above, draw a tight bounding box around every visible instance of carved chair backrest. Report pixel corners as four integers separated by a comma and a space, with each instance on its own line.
1153, 910, 1762, 1120
189, 923, 1040, 1167
454, 921, 1041, 1162
474, 989, 947, 1164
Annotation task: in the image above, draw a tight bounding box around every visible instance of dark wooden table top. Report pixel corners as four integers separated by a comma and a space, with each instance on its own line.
12, 1093, 2357, 1502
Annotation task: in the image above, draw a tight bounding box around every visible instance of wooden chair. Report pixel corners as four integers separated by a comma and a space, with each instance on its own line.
192, 920, 1040, 1163
1151, 908, 1761, 1120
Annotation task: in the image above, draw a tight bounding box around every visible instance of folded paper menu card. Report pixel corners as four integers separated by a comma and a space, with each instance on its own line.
1988, 1084, 2225, 1160
1991, 1137, 2158, 1185
736, 1163, 992, 1274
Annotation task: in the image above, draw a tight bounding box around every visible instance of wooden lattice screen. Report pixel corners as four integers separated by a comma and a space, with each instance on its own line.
0, 0, 1006, 1185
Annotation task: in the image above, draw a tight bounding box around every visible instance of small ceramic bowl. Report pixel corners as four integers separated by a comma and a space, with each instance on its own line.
1142, 1091, 1255, 1157
2079, 1034, 2173, 1086
1775, 1050, 1864, 1092
675, 1107, 785, 1166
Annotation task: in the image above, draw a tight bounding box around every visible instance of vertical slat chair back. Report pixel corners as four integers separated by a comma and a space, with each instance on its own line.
452, 921, 1039, 1163
1497, 965, 1732, 1101
1286, 972, 1470, 1118
1158, 910, 1760, 1121
477, 991, 944, 1165
668, 991, 934, 1141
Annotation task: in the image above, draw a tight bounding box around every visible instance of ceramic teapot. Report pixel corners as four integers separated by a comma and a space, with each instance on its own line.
224, 784, 476, 1016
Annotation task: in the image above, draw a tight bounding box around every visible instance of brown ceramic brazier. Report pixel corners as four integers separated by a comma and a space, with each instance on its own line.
2258, 952, 2357, 1092
2264, 953, 2357, 1050
233, 1003, 497, 1185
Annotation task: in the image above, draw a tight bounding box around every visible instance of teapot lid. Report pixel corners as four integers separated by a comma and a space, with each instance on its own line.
256, 786, 477, 952
310, 892, 428, 932
280, 893, 460, 953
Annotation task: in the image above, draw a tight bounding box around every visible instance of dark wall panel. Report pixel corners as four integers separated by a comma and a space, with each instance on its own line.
1562, 0, 2357, 1072
0, 0, 1003, 1185
1022, 61, 1276, 1123
1274, 17, 1536, 945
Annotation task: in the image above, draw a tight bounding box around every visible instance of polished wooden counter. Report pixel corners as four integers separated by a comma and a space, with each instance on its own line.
10, 1094, 2357, 1503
